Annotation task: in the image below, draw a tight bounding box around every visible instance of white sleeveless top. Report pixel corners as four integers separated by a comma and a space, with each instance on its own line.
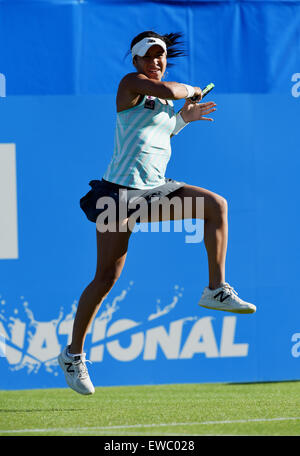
103, 95, 176, 189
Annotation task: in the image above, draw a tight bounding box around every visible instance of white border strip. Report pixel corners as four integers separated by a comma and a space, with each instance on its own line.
0, 143, 18, 259
1, 417, 300, 434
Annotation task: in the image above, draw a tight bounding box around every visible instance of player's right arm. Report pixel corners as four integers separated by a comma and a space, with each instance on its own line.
119, 72, 202, 101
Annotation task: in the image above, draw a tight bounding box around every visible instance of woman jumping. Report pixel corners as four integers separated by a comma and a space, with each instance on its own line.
58, 31, 256, 395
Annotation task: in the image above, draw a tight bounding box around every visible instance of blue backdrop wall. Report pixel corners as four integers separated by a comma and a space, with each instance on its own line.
0, 0, 299, 390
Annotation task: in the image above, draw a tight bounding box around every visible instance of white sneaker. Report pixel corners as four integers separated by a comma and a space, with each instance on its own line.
58, 346, 95, 395
198, 282, 256, 314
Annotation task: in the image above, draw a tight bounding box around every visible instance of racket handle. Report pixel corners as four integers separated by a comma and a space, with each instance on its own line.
189, 83, 215, 102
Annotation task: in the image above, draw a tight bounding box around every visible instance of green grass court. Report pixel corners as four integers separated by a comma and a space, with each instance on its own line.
0, 382, 299, 436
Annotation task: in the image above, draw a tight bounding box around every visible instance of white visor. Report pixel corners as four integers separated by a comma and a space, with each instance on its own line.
131, 37, 167, 59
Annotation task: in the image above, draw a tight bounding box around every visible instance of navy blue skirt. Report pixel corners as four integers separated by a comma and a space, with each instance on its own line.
80, 178, 185, 223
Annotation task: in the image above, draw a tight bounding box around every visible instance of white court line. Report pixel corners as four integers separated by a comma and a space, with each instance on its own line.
0, 416, 300, 434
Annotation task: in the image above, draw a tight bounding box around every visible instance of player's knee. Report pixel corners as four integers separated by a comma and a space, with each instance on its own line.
210, 195, 228, 221
217, 196, 228, 215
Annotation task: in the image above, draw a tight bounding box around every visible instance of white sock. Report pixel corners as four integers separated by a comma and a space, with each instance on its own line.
67, 347, 83, 358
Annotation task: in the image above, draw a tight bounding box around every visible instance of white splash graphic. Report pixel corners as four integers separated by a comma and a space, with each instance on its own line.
148, 285, 184, 320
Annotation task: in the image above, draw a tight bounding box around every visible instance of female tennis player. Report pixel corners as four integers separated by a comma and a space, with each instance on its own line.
58, 31, 256, 395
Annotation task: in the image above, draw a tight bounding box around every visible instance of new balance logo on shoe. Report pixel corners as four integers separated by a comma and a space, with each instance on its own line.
65, 362, 74, 373
214, 291, 230, 303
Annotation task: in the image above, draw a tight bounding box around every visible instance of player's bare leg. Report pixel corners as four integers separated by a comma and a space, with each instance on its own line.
70, 221, 134, 354
145, 184, 256, 314
58, 220, 134, 394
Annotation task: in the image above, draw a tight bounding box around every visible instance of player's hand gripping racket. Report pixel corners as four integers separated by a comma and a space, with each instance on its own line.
189, 83, 215, 102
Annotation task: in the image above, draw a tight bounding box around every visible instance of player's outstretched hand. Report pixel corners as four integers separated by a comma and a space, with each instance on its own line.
180, 100, 217, 122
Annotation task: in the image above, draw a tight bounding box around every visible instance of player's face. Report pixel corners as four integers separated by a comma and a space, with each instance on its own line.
134, 45, 167, 81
